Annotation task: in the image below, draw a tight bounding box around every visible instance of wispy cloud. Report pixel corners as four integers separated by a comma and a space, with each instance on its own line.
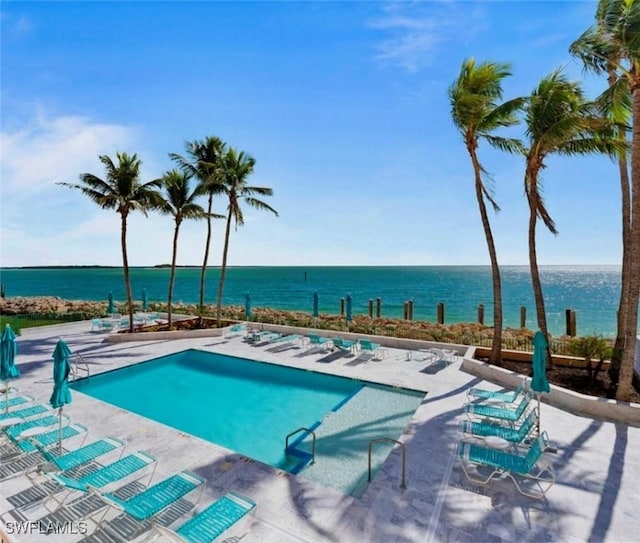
0, 112, 137, 192
369, 1, 488, 73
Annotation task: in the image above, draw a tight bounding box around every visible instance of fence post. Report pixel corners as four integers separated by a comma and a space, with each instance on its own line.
477, 304, 484, 325
368, 299, 373, 318
340, 298, 345, 317
437, 303, 445, 325
520, 306, 526, 329
376, 297, 381, 318
566, 309, 577, 337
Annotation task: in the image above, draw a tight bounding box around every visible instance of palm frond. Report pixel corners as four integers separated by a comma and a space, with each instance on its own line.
484, 136, 526, 155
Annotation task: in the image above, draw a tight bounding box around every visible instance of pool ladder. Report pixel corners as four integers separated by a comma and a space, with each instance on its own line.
70, 354, 90, 381
285, 427, 316, 465
368, 437, 406, 489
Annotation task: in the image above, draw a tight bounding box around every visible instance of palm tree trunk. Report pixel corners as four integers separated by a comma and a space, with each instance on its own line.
470, 147, 502, 364
609, 65, 632, 386
120, 212, 134, 333
216, 212, 233, 327
611, 152, 631, 385
617, 83, 640, 401
198, 193, 214, 321
526, 170, 552, 367
167, 220, 180, 329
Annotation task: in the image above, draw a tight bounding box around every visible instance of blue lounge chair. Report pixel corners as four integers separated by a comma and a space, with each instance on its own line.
467, 379, 526, 404
271, 334, 302, 346
306, 333, 331, 352
2, 414, 63, 441
460, 409, 539, 444
0, 404, 49, 422
150, 491, 257, 543
2, 421, 86, 460
358, 339, 386, 359
1, 436, 124, 481
331, 337, 357, 354
95, 470, 205, 522
224, 324, 246, 338
457, 433, 555, 499
464, 391, 533, 424
0, 395, 34, 410
42, 451, 157, 511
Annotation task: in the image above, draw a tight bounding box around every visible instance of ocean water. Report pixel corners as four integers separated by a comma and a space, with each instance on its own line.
0, 265, 628, 337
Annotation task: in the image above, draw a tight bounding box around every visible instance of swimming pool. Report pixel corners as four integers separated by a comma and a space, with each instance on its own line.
71, 350, 423, 496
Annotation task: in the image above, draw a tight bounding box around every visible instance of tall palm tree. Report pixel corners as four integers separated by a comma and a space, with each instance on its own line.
57, 152, 162, 332
170, 137, 227, 319
569, 0, 639, 401
216, 148, 278, 325
449, 58, 525, 364
155, 170, 207, 328
522, 69, 625, 365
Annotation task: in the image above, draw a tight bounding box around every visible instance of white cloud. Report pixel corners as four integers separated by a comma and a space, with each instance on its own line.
0, 112, 137, 193
369, 1, 487, 72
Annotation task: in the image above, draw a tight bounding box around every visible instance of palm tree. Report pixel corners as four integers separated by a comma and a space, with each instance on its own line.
216, 148, 278, 325
522, 69, 625, 365
449, 58, 525, 364
170, 137, 227, 319
569, 0, 639, 401
155, 170, 207, 328
57, 152, 162, 332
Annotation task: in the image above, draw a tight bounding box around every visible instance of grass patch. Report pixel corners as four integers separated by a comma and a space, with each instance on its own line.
0, 316, 71, 335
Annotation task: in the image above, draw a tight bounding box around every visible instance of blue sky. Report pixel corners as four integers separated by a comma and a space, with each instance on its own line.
0, 0, 622, 267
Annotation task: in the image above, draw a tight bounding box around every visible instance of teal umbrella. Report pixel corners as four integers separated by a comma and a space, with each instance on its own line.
531, 331, 551, 435
50, 338, 72, 452
346, 294, 353, 327
107, 292, 115, 314
1, 324, 20, 413
142, 289, 148, 311
245, 292, 251, 320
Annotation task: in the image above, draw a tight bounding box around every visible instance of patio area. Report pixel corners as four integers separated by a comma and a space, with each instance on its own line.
1, 321, 639, 543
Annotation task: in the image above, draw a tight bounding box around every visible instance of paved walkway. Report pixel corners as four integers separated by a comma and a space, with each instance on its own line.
1, 322, 639, 542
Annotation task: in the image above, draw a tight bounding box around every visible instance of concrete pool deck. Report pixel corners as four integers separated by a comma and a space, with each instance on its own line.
0, 321, 639, 543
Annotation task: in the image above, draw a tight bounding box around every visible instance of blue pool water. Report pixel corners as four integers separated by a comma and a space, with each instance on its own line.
71, 350, 423, 495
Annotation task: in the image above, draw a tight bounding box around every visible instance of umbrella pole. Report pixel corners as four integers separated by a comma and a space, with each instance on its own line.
4, 380, 8, 414
58, 407, 63, 453
537, 395, 541, 436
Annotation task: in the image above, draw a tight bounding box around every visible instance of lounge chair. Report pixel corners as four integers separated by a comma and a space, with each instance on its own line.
1, 436, 125, 481
224, 324, 246, 338
2, 414, 64, 441
40, 451, 157, 511
464, 391, 533, 424
460, 408, 539, 444
271, 334, 303, 346
331, 337, 357, 354
358, 339, 386, 359
457, 433, 555, 499
1, 420, 86, 460
0, 395, 33, 411
467, 379, 526, 404
147, 491, 257, 543
90, 470, 205, 540
306, 333, 332, 352
0, 404, 50, 422
427, 348, 456, 363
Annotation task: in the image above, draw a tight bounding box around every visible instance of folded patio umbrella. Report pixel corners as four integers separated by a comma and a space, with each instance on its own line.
1, 324, 20, 413
50, 338, 73, 452
531, 331, 551, 435
107, 292, 115, 315
142, 289, 148, 311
